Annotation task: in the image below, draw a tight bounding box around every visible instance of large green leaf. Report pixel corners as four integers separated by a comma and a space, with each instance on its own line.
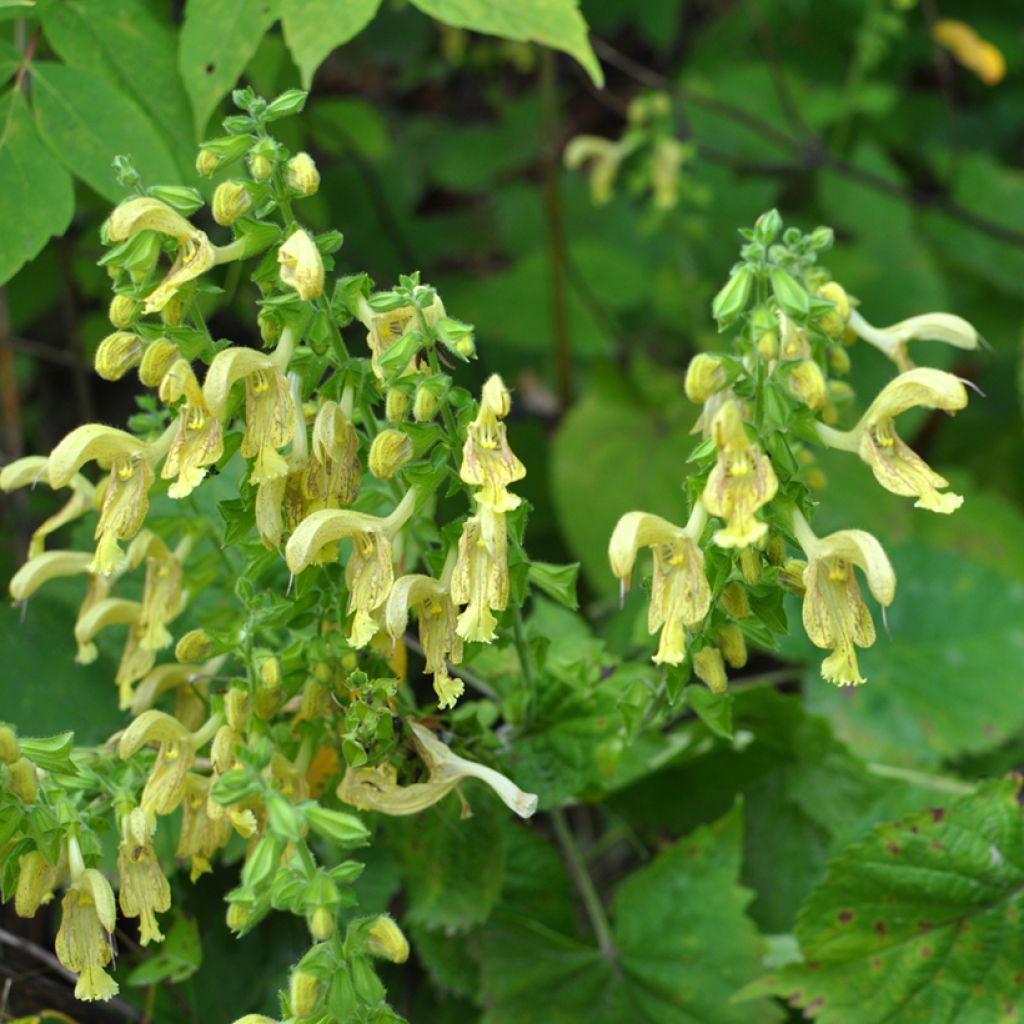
0, 89, 73, 284
39, 0, 194, 155
797, 541, 1024, 768
741, 778, 1024, 1022
179, 0, 280, 136
280, 0, 381, 88
409, 0, 602, 85
475, 805, 779, 1023
31, 62, 179, 201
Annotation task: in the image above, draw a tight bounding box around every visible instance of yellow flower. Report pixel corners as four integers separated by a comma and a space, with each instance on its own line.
702, 401, 778, 547
817, 368, 968, 513
933, 19, 1006, 86
608, 506, 712, 666
160, 359, 224, 498
119, 710, 195, 816
286, 152, 320, 196
354, 293, 446, 379
848, 309, 979, 372
277, 229, 324, 300
286, 491, 417, 647
107, 197, 217, 314
564, 135, 623, 205
0, 455, 96, 559
451, 503, 510, 643
684, 353, 726, 404
338, 720, 537, 818
386, 570, 465, 708
369, 428, 413, 480
15, 849, 59, 918
117, 807, 170, 946
204, 337, 297, 486
367, 915, 410, 963
693, 646, 728, 694
176, 774, 231, 881
9, 549, 94, 604
94, 331, 143, 381
460, 374, 525, 512
793, 513, 896, 687
137, 539, 185, 653
302, 398, 361, 509
55, 847, 119, 1002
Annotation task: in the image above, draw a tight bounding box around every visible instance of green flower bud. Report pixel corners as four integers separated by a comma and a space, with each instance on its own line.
301, 679, 327, 719
226, 902, 250, 933
308, 906, 334, 941
711, 265, 753, 325
108, 294, 138, 328
828, 345, 851, 375
289, 970, 321, 1017
175, 629, 212, 663
195, 148, 220, 177
258, 310, 280, 344
766, 534, 786, 566
212, 181, 252, 227
368, 429, 413, 480
720, 582, 750, 620
138, 339, 178, 388
95, 332, 143, 381
756, 330, 779, 360
9, 757, 37, 803
0, 724, 18, 763
367, 915, 410, 963
717, 625, 748, 669
739, 546, 762, 585
778, 558, 808, 595
413, 383, 440, 422
385, 388, 409, 422
786, 360, 827, 411
225, 687, 251, 731
286, 152, 320, 196
693, 647, 728, 694
249, 152, 273, 182
684, 353, 726, 404
161, 295, 185, 326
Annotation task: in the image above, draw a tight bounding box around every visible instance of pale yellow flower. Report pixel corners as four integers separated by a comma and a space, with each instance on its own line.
160, 359, 224, 498
277, 229, 324, 300
848, 309, 979, 372
118, 710, 195, 816
451, 502, 510, 643
117, 807, 170, 946
460, 374, 525, 512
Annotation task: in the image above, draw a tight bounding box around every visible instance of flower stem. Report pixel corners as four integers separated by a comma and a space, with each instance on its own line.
866, 762, 974, 796
551, 808, 617, 963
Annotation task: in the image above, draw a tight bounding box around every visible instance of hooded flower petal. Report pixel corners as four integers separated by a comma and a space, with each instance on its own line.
108, 197, 197, 243
119, 710, 194, 816
55, 867, 119, 1002
849, 309, 979, 372
48, 425, 145, 488
459, 375, 525, 512
277, 229, 324, 300
9, 550, 94, 603
451, 504, 510, 644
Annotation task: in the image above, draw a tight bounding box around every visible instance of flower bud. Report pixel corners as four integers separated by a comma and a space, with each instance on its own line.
369, 429, 413, 480
717, 625, 748, 669
828, 345, 850, 375
175, 628, 212, 662
108, 294, 138, 328
10, 757, 37, 803
385, 388, 409, 422
817, 281, 850, 338
258, 310, 280, 344
225, 687, 251, 731
739, 547, 762, 585
778, 559, 808, 595
454, 335, 476, 359
413, 383, 440, 422
301, 679, 327, 720
286, 152, 320, 196
0, 724, 17, 763
693, 647, 728, 694
684, 353, 726, 404
95, 332, 143, 381
259, 656, 281, 688
161, 296, 185, 326
289, 971, 321, 1017
312, 660, 333, 683
249, 152, 273, 181
226, 902, 250, 933
195, 148, 219, 176
138, 339, 179, 388
719, 582, 750, 620
212, 181, 252, 226
309, 906, 334, 941
277, 229, 324, 300
15, 850, 57, 918
756, 330, 779, 360
254, 683, 280, 720
786, 360, 827, 411
211, 725, 237, 774
766, 534, 786, 566
367, 915, 410, 963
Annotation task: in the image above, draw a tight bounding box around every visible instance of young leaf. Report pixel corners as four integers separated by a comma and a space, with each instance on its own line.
280, 0, 382, 89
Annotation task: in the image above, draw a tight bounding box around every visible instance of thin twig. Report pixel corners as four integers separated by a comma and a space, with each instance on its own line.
403, 633, 500, 701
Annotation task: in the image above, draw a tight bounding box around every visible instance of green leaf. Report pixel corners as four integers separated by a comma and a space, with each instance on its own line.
38, 0, 194, 155
126, 913, 203, 985
686, 684, 733, 739
179, 0, 281, 136
280, 0, 382, 89
31, 62, 179, 202
0, 90, 73, 284
476, 804, 779, 1023
0, 39, 19, 83
19, 731, 74, 774
527, 561, 579, 610
409, 0, 603, 86
387, 794, 506, 932
740, 778, 1024, 1023
797, 541, 1024, 768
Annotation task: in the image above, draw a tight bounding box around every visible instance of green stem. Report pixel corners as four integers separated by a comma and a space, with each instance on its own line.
866, 762, 974, 796
426, 343, 460, 443
551, 808, 617, 962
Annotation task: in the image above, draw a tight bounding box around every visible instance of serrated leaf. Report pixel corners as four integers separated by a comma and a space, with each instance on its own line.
39, 0, 194, 155
527, 561, 579, 609
476, 804, 779, 1023
31, 62, 179, 201
280, 0, 382, 88
686, 684, 733, 739
409, 0, 603, 86
740, 778, 1024, 1023
179, 0, 280, 135
0, 90, 73, 284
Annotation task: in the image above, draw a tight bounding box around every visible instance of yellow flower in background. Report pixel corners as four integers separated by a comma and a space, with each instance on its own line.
933, 19, 1006, 86
117, 807, 170, 946
107, 197, 216, 314
564, 135, 625, 205
817, 368, 968, 513
451, 503, 510, 644
608, 505, 712, 666
386, 567, 465, 709
848, 309, 980, 372
702, 400, 778, 547
55, 841, 119, 1002
338, 720, 537, 818
793, 512, 896, 686
160, 358, 224, 498
277, 228, 324, 300
9, 549, 94, 604
460, 374, 526, 512
176, 774, 231, 882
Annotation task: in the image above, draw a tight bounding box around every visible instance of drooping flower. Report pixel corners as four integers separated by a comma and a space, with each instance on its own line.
816, 368, 968, 513
793, 512, 896, 687
932, 19, 1006, 86
608, 505, 712, 666
277, 229, 324, 300
15, 849, 60, 918
118, 710, 196, 816
299, 397, 361, 516
159, 358, 224, 498
176, 774, 232, 882
338, 721, 537, 818
459, 375, 525, 512
848, 309, 979, 372
450, 502, 510, 644
702, 400, 778, 547
107, 197, 217, 314
117, 807, 170, 946
55, 840, 119, 1002
286, 490, 418, 647
386, 566, 465, 709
